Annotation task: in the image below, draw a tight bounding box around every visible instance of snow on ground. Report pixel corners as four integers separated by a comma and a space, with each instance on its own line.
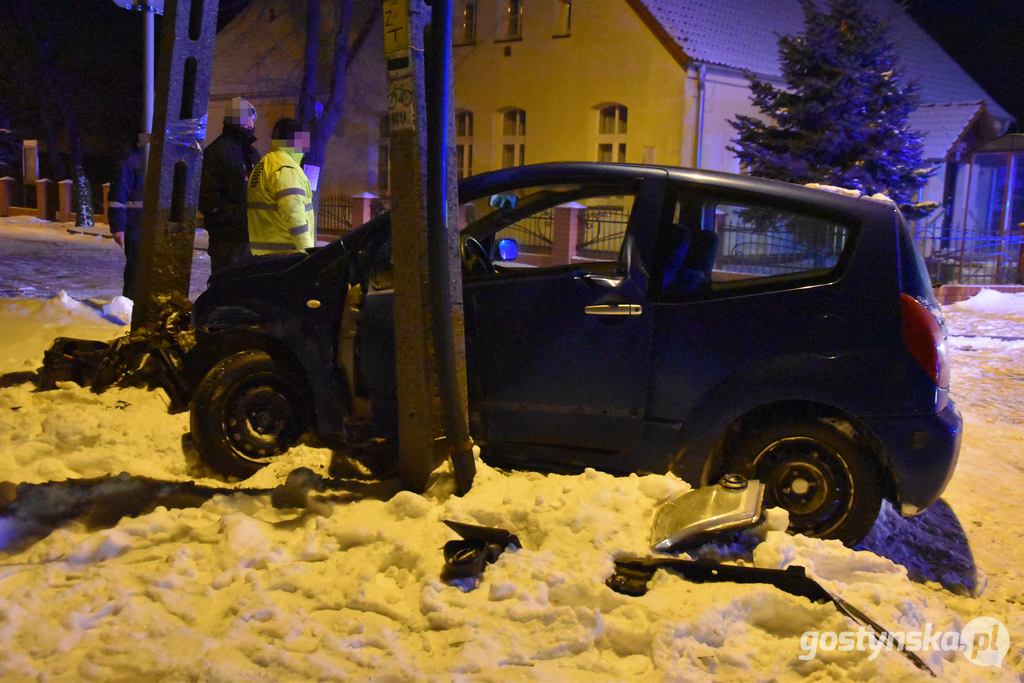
0, 217, 1022, 681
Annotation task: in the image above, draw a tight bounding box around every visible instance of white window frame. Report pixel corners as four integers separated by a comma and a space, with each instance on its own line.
500, 108, 526, 169
597, 104, 627, 163
456, 111, 474, 179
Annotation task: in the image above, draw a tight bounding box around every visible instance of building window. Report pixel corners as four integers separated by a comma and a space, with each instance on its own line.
555, 0, 570, 36
377, 115, 390, 193
597, 104, 627, 163
457, 0, 476, 44
500, 108, 525, 168
456, 111, 473, 179
500, 0, 523, 40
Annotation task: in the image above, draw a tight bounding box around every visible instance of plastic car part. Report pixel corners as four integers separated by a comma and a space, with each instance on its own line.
607, 558, 934, 677
441, 520, 521, 582
650, 474, 765, 551
901, 293, 949, 388
33, 298, 195, 412
721, 416, 883, 546
190, 350, 310, 479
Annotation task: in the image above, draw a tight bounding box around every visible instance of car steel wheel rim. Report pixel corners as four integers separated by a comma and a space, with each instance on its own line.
223, 377, 297, 462
754, 437, 853, 536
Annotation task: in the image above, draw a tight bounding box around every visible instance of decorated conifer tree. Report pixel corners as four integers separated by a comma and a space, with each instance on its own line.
729, 0, 937, 218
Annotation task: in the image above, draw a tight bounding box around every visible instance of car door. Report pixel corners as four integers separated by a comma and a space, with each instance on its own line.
462, 177, 665, 456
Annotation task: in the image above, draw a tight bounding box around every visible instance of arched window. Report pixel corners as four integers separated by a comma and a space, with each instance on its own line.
500, 108, 526, 168
456, 111, 473, 179
597, 104, 627, 163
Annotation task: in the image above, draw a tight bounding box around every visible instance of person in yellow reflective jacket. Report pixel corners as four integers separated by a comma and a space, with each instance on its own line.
247, 118, 315, 255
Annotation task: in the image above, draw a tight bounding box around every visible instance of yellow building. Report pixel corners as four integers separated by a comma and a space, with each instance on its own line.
210, 0, 1012, 216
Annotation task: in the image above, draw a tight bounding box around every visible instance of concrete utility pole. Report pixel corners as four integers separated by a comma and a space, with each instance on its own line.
383, 0, 475, 493
132, 0, 218, 331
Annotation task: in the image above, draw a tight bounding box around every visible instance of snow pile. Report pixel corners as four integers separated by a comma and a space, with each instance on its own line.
946, 288, 1024, 315
0, 451, 1005, 681
0, 286, 1021, 679
804, 183, 895, 204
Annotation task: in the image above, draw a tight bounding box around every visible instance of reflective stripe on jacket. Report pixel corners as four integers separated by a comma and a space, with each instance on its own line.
246, 147, 315, 255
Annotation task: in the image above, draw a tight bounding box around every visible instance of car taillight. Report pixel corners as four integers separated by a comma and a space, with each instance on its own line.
900, 293, 949, 388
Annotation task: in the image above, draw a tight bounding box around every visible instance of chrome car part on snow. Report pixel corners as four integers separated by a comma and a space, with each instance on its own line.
650, 474, 765, 551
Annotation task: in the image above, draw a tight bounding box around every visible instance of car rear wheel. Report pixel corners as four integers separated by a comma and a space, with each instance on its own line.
190, 351, 310, 479
720, 417, 882, 546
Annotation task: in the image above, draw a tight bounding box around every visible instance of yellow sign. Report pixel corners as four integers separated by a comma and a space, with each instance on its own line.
383, 0, 409, 53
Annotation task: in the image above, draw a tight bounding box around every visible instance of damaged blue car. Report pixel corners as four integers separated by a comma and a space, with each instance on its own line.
186, 162, 961, 546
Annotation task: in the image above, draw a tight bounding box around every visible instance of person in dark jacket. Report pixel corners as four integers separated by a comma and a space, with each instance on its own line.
199, 97, 260, 274
108, 136, 147, 299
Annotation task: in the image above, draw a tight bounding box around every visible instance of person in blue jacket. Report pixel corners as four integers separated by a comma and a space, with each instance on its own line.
108, 135, 147, 299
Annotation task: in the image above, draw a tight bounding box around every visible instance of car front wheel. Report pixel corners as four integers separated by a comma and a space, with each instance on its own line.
721, 417, 882, 546
190, 351, 310, 479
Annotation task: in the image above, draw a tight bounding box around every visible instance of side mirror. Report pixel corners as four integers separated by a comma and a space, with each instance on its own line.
489, 194, 518, 210
497, 238, 519, 261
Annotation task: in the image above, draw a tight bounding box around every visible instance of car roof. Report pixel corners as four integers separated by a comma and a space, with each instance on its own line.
458, 162, 900, 223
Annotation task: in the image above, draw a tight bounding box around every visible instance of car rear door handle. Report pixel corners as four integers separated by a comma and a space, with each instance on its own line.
585, 304, 642, 316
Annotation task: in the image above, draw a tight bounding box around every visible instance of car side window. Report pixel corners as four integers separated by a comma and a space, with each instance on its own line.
459, 184, 637, 273
655, 199, 852, 301
710, 203, 850, 288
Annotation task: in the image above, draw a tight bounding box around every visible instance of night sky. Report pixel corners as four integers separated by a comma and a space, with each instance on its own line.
905, 0, 1024, 131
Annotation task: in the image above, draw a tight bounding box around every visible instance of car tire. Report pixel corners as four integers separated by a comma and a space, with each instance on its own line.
720, 417, 882, 546
190, 351, 310, 479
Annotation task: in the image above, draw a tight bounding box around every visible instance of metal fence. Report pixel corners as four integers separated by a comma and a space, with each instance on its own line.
716, 217, 848, 276
316, 195, 352, 239
578, 206, 629, 260
913, 219, 1024, 285
496, 210, 554, 254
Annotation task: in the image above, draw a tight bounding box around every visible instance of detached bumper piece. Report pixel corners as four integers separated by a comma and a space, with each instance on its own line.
607, 558, 934, 677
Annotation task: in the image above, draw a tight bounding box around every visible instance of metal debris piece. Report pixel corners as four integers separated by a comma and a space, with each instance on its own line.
650, 474, 765, 551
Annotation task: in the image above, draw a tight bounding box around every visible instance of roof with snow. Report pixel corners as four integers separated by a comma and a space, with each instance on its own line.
908, 103, 996, 162
631, 0, 1012, 124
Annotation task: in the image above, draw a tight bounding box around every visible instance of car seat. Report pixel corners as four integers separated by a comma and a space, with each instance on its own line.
665, 228, 718, 295
660, 223, 692, 291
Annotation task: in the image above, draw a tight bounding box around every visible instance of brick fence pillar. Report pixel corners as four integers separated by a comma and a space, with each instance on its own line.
36, 179, 56, 221
58, 179, 73, 222
351, 192, 378, 228
0, 177, 14, 217
551, 202, 585, 265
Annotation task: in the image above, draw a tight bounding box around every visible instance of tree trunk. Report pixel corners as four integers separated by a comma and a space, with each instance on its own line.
296, 1, 378, 211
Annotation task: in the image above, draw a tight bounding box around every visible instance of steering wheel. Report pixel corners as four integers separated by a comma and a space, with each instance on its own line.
462, 236, 494, 276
